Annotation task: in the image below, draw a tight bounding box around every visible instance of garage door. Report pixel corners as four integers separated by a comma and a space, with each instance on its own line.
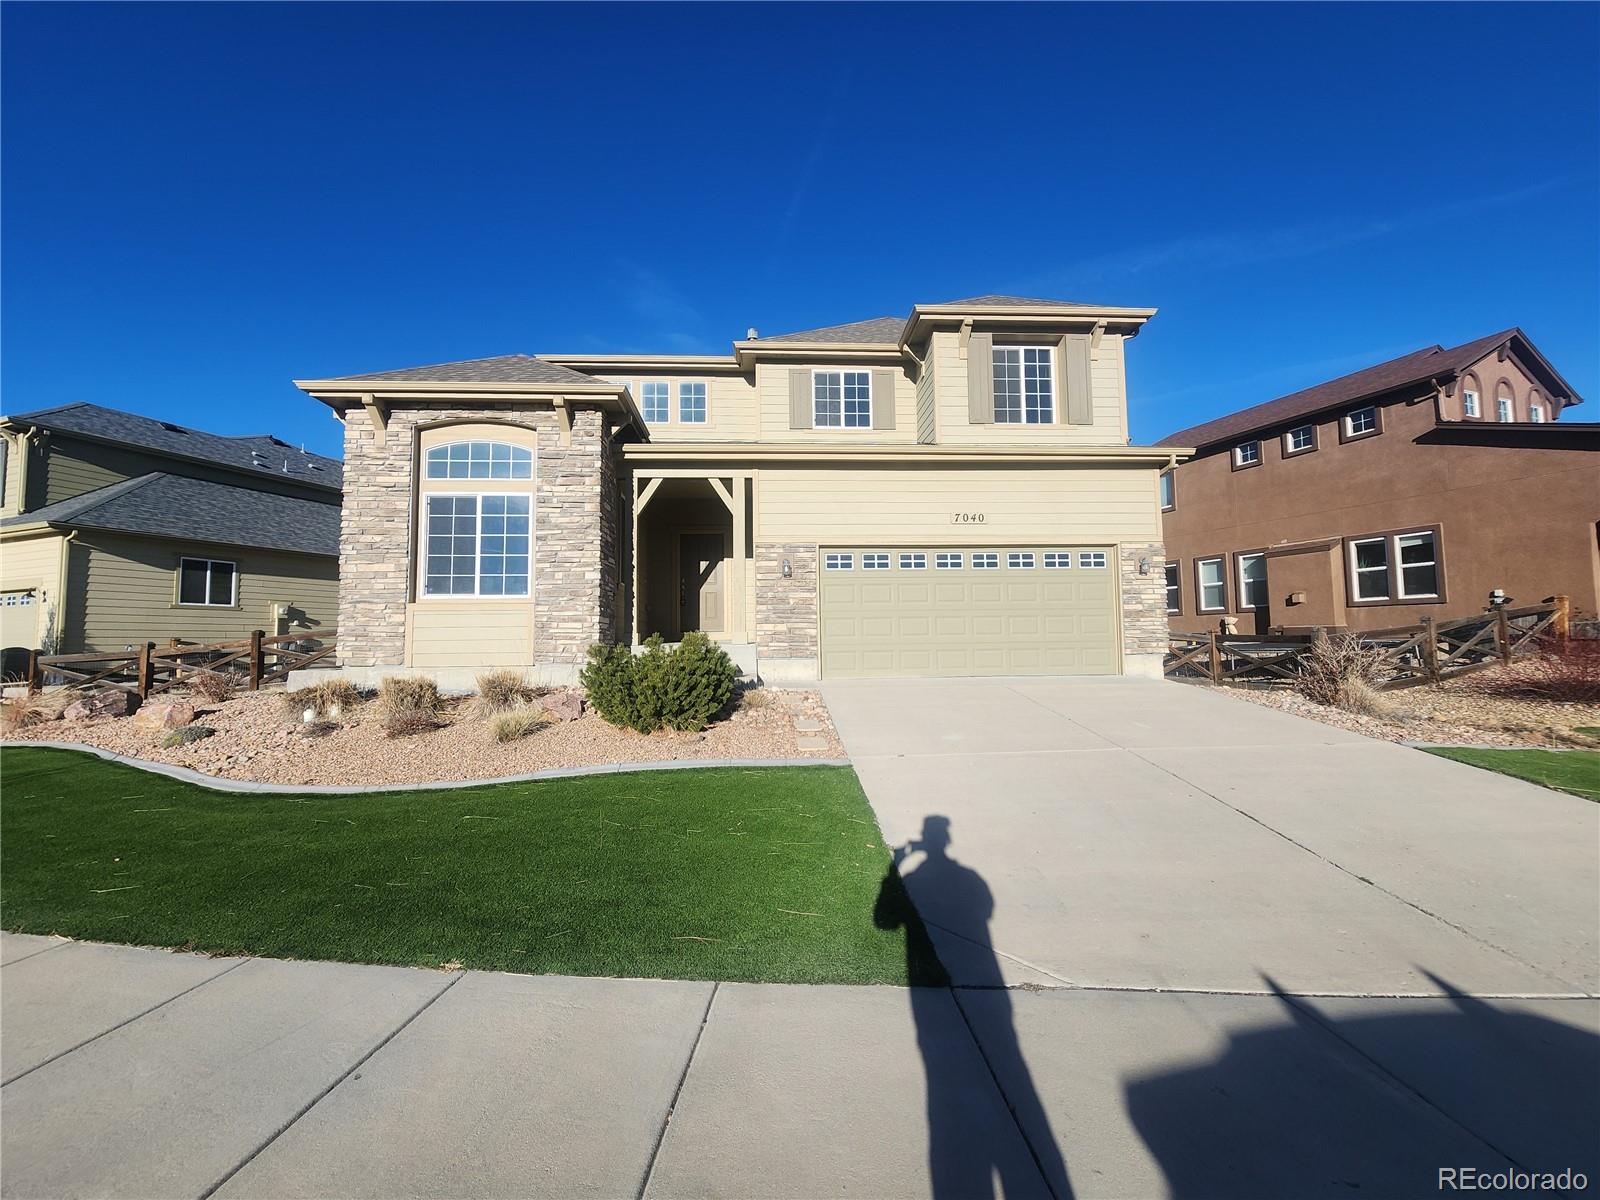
818, 546, 1118, 678
0, 590, 38, 651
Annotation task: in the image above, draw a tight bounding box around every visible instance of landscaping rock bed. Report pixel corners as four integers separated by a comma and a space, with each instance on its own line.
1, 686, 845, 787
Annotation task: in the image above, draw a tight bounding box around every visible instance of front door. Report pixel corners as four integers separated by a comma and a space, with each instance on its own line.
679, 533, 726, 635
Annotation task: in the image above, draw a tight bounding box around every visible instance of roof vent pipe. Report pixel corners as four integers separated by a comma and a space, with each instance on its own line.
747, 328, 759, 340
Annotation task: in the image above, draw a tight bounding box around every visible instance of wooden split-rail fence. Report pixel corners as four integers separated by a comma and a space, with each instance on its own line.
1164, 598, 1571, 690
24, 630, 336, 699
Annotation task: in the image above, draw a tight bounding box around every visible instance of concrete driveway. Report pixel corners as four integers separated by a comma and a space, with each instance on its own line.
3, 682, 1596, 1198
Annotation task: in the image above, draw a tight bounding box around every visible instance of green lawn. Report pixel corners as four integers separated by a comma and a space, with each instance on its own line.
1423, 747, 1600, 802
0, 747, 933, 984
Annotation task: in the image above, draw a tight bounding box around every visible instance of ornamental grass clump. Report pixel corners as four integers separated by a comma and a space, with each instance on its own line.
580, 632, 738, 734
281, 678, 364, 725
473, 670, 537, 716
377, 676, 443, 738
1295, 630, 1389, 716
488, 702, 549, 743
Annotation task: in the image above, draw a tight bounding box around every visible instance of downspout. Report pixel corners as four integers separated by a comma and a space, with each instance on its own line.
53, 529, 78, 654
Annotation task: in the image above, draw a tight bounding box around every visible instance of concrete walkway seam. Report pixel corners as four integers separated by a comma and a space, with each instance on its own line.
1, 956, 252, 1088
5, 740, 852, 794
637, 981, 721, 1200
0, 939, 72, 969
196, 971, 464, 1200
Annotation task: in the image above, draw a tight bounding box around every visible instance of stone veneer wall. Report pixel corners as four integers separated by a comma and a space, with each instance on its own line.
754, 543, 818, 660
338, 403, 615, 668
1119, 540, 1169, 659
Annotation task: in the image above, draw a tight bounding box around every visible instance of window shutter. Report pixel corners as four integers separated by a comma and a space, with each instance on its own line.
967, 332, 994, 423
1059, 334, 1093, 425
789, 369, 812, 429
871, 369, 896, 430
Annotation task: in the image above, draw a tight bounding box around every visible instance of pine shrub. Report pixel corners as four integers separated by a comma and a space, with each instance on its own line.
580, 633, 738, 734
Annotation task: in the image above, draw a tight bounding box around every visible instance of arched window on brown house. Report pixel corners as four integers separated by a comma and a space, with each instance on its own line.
1495, 381, 1515, 423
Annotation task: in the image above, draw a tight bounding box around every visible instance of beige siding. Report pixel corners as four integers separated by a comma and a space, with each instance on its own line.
598, 374, 760, 442
406, 601, 533, 667
0, 534, 67, 647
754, 363, 919, 443
1, 433, 26, 515
915, 353, 936, 444
755, 463, 1163, 544
70, 533, 337, 652
929, 331, 1130, 446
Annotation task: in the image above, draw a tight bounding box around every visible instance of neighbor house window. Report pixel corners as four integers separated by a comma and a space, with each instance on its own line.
1078, 551, 1108, 569
1344, 407, 1378, 438
1159, 470, 1175, 510
824, 552, 853, 570
1008, 552, 1035, 569
813, 370, 871, 428
1349, 537, 1390, 601
1285, 425, 1315, 454
1462, 388, 1480, 418
1196, 557, 1225, 611
936, 552, 963, 569
423, 495, 530, 596
992, 346, 1054, 423
1496, 395, 1513, 423
641, 381, 670, 424
972, 552, 999, 569
1233, 441, 1260, 468
1529, 404, 1546, 423
899, 552, 927, 570
425, 441, 533, 480
678, 382, 707, 423
1237, 552, 1267, 610
1396, 531, 1439, 598
1164, 563, 1180, 613
1043, 551, 1072, 568
862, 552, 889, 570
178, 557, 237, 607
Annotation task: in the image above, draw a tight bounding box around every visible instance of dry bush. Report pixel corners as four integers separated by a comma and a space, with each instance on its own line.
473, 670, 535, 715
378, 676, 442, 738
1295, 631, 1390, 715
1482, 635, 1600, 704
1, 696, 47, 732
188, 670, 236, 704
488, 701, 549, 743
282, 678, 364, 724
734, 685, 773, 713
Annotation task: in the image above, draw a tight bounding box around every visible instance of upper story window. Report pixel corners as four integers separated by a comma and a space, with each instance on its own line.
1529, 403, 1546, 423
1343, 407, 1379, 439
425, 440, 533, 480
1462, 388, 1480, 418
679, 382, 707, 424
178, 557, 237, 607
992, 346, 1054, 424
1496, 385, 1514, 423
1284, 425, 1315, 455
1159, 470, 1175, 510
641, 381, 670, 424
1233, 440, 1261, 468
814, 370, 871, 428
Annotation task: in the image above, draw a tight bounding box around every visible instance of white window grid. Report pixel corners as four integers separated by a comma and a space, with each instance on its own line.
1196, 557, 1226, 611
1497, 396, 1513, 422
992, 346, 1055, 424
1078, 551, 1108, 569
1349, 537, 1390, 600
898, 553, 927, 570
1286, 426, 1314, 453
813, 370, 871, 428
1237, 553, 1267, 609
824, 552, 853, 570
1463, 390, 1479, 417
641, 381, 670, 424
935, 552, 963, 569
1008, 552, 1035, 569
678, 382, 707, 423
972, 553, 999, 569
425, 441, 533, 480
1529, 404, 1545, 423
423, 494, 531, 597
1043, 552, 1072, 568
1396, 532, 1438, 598
1345, 407, 1378, 436
0, 591, 34, 607
862, 553, 890, 570
1234, 441, 1260, 466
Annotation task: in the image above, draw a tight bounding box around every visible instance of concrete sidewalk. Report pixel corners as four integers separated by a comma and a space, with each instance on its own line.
2, 935, 1595, 1199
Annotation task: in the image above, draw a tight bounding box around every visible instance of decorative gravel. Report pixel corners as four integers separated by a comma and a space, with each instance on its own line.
1214, 662, 1600, 749
2, 687, 845, 787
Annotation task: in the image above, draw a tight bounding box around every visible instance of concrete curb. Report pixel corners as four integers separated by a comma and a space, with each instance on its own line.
1403, 741, 1595, 753
3, 740, 853, 795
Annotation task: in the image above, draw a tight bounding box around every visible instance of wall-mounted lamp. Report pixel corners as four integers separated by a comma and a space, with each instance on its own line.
782, 558, 793, 579
1137, 557, 1150, 576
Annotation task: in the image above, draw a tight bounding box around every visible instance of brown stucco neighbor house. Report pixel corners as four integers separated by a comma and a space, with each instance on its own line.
1158, 329, 1598, 638
293, 295, 1186, 688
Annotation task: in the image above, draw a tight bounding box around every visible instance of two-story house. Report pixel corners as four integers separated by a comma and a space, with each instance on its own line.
1158, 329, 1597, 637
293, 295, 1181, 686
0, 403, 341, 669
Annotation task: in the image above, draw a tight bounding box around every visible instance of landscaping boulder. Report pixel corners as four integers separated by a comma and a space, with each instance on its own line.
540, 689, 585, 722
132, 699, 196, 732
62, 690, 136, 721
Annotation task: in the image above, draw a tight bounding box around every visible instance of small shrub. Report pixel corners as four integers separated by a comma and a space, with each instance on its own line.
1, 697, 46, 732
188, 670, 236, 703
378, 676, 442, 738
1295, 630, 1389, 715
474, 669, 534, 715
580, 632, 738, 734
161, 725, 215, 748
488, 701, 549, 743
1486, 635, 1600, 704
735, 684, 772, 712
281, 678, 363, 724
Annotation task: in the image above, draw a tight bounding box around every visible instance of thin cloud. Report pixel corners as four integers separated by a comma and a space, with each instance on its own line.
610, 262, 714, 352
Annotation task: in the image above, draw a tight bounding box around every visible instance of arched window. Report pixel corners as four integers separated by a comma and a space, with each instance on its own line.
1460, 373, 1481, 419
425, 440, 533, 480
1528, 388, 1546, 423
1496, 383, 1515, 423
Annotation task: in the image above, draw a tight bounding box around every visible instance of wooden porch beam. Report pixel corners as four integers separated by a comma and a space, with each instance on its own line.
706, 476, 735, 513
635, 477, 663, 515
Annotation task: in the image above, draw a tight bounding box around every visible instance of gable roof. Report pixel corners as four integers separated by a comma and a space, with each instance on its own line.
3, 403, 341, 489
0, 473, 339, 556
329, 354, 603, 386
759, 316, 906, 345
1157, 329, 1575, 449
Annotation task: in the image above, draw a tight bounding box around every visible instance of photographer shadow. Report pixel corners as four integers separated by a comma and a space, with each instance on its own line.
875, 815, 1074, 1200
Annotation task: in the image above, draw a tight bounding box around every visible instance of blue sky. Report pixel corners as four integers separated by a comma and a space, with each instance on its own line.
3, 2, 1596, 458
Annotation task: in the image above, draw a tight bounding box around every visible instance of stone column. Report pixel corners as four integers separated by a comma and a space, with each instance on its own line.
1120, 540, 1168, 679
754, 543, 818, 682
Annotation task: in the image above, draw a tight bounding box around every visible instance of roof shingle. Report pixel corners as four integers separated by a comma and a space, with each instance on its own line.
759, 316, 906, 345
1, 473, 339, 556
329, 354, 602, 386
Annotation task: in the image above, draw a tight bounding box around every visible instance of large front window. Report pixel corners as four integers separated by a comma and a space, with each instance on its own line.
992, 347, 1054, 423
813, 371, 871, 428
424, 495, 530, 596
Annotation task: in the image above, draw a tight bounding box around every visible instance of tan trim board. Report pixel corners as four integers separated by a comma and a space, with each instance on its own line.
621, 443, 1194, 465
